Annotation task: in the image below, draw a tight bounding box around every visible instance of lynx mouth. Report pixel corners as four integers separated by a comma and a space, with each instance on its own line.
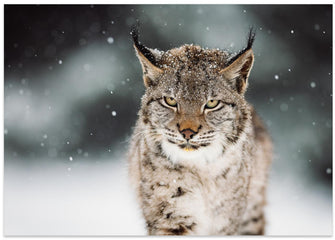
179, 143, 199, 152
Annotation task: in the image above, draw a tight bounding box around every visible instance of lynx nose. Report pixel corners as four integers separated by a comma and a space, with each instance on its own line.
180, 129, 196, 140
177, 122, 202, 141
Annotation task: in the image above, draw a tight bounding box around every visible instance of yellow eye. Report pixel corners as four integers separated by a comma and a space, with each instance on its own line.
164, 97, 177, 107
205, 100, 219, 109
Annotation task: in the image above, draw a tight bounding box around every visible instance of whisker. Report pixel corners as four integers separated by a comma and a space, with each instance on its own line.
164, 128, 177, 133
197, 135, 215, 140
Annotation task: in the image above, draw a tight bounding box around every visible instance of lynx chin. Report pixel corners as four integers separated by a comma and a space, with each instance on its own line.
127, 26, 272, 235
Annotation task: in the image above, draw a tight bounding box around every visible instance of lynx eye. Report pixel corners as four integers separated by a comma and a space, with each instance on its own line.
205, 100, 219, 109
164, 97, 177, 107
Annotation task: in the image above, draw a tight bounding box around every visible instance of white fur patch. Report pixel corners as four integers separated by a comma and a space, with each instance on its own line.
161, 138, 224, 166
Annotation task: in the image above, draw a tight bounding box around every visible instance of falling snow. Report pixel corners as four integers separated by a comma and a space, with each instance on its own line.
310, 82, 316, 88
274, 75, 279, 80
112, 111, 117, 116
107, 37, 114, 44
58, 60, 63, 64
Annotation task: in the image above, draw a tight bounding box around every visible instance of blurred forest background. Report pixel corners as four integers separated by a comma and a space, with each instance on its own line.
4, 5, 332, 235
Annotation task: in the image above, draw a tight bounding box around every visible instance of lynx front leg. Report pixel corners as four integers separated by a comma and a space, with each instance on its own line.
140, 182, 206, 235
238, 179, 267, 235
143, 198, 199, 235
239, 145, 271, 235
239, 211, 265, 235
147, 212, 197, 235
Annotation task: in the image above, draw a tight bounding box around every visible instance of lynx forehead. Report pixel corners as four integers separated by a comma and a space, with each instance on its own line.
127, 26, 272, 235
151, 45, 234, 103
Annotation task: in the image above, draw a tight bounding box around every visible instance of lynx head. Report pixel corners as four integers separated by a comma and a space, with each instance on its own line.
132, 27, 255, 164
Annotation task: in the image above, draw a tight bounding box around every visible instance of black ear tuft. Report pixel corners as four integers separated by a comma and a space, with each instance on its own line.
130, 24, 140, 46
227, 27, 256, 66
130, 24, 157, 66
246, 27, 256, 50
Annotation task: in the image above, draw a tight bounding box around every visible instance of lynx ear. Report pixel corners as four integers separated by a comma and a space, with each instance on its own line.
220, 49, 254, 94
131, 26, 163, 87
220, 28, 255, 94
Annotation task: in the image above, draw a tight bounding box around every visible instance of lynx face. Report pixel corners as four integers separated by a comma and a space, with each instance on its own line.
144, 70, 247, 163
132, 29, 254, 163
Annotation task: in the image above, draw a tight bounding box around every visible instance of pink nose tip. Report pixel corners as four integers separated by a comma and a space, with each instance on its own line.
180, 129, 196, 140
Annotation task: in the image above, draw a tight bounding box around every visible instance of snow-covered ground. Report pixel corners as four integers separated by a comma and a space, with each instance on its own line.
4, 156, 332, 236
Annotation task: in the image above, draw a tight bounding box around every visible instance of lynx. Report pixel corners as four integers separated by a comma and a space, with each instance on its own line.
127, 26, 272, 235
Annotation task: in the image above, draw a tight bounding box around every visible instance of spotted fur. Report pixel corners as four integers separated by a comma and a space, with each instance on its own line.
128, 27, 272, 235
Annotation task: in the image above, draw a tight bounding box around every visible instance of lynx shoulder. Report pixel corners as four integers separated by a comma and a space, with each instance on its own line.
127, 27, 272, 235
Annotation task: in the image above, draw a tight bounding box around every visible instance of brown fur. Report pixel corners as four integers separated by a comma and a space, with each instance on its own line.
128, 29, 272, 235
